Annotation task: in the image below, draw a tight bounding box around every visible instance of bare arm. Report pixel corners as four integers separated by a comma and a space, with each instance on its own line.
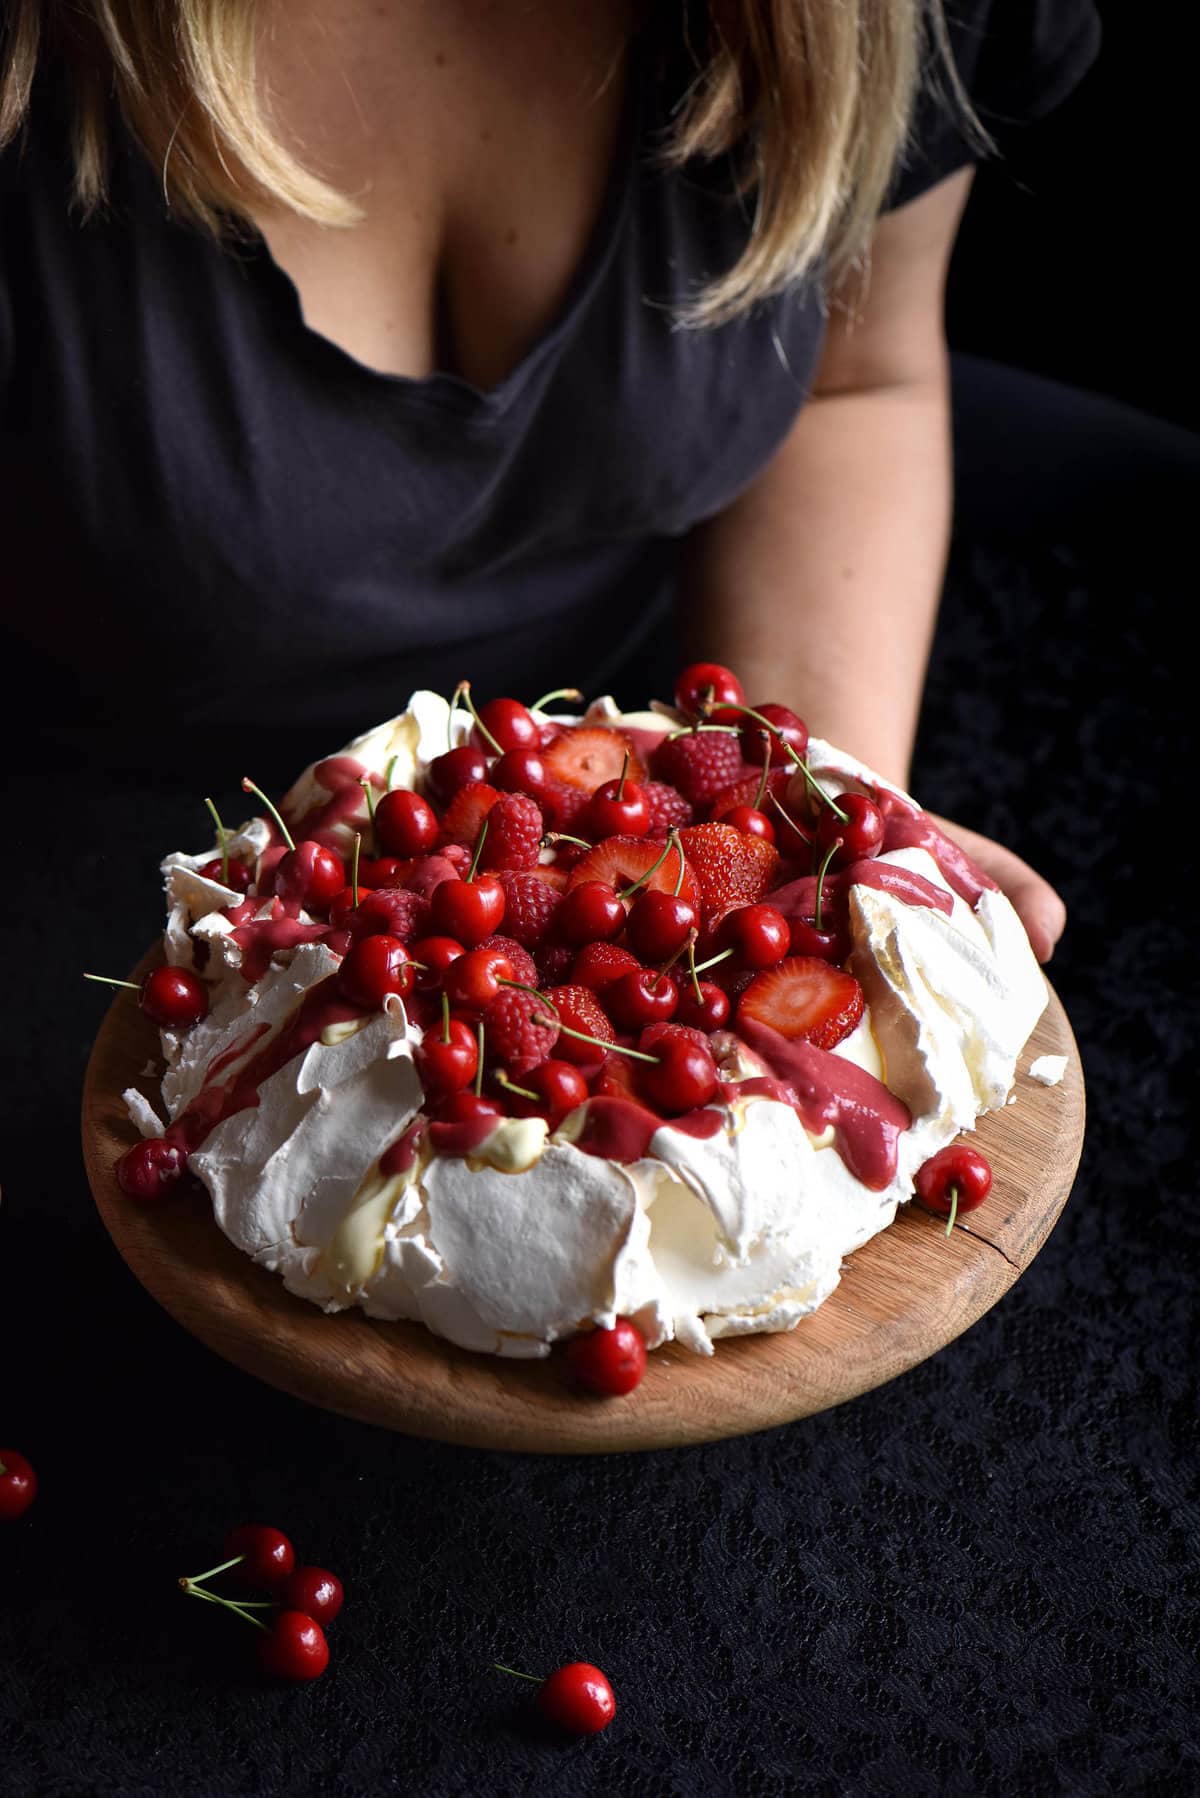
677, 170, 1066, 961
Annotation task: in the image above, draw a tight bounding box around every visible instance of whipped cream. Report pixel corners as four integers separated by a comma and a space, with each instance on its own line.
131, 693, 1049, 1359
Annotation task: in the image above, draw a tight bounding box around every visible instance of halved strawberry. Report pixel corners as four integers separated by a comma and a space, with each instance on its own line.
566, 835, 701, 917
676, 823, 781, 919
736, 956, 864, 1051
542, 727, 645, 793
439, 781, 499, 846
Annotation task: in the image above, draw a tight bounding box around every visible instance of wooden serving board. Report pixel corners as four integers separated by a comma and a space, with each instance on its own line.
81, 954, 1084, 1454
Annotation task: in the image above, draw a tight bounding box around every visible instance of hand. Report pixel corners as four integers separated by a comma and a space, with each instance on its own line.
925, 813, 1067, 966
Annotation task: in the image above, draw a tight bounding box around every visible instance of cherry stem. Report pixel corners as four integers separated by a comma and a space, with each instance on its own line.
385, 754, 400, 792
494, 1664, 544, 1684
241, 779, 296, 851
494, 1070, 539, 1102
654, 927, 697, 991
616, 750, 630, 802
545, 831, 591, 850
619, 829, 683, 900
360, 776, 378, 852
83, 973, 140, 993
457, 680, 504, 754
178, 1580, 270, 1633
448, 681, 466, 750
813, 835, 841, 929
177, 1553, 245, 1587
529, 687, 583, 713
534, 1014, 659, 1063
753, 745, 771, 813
441, 990, 451, 1046
203, 796, 230, 884
467, 817, 489, 883
687, 937, 704, 1004
475, 1022, 485, 1095
352, 832, 362, 906
720, 704, 847, 820
945, 1186, 960, 1237
768, 792, 815, 849
692, 946, 735, 976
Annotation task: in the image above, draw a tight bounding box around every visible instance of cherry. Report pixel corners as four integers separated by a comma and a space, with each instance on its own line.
410, 936, 466, 989
566, 1318, 647, 1396
814, 792, 885, 864
443, 946, 514, 1010
501, 1058, 589, 1129
788, 914, 849, 962
354, 855, 408, 888
199, 856, 253, 892
555, 881, 627, 947
717, 903, 790, 969
0, 1450, 37, 1522
626, 889, 698, 963
275, 841, 345, 912
280, 1565, 344, 1628
435, 1090, 505, 1124
914, 1144, 993, 1233
491, 746, 550, 802
472, 697, 540, 753
674, 979, 731, 1032
258, 1611, 330, 1683
674, 660, 745, 725
416, 1015, 479, 1094
721, 804, 776, 844
605, 967, 677, 1030
580, 759, 650, 841
140, 965, 209, 1029
427, 744, 491, 805
337, 934, 415, 1007
223, 1523, 295, 1590
738, 702, 809, 768
375, 789, 439, 857
429, 873, 506, 947
117, 1137, 187, 1202
637, 1026, 718, 1113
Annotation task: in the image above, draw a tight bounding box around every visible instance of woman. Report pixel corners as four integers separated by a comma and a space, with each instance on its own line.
0, 1, 1098, 958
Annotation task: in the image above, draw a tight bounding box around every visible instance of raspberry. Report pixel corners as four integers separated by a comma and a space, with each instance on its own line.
349, 886, 431, 943
495, 871, 562, 948
534, 941, 576, 986
648, 729, 745, 808
542, 984, 614, 1064
475, 933, 538, 988
708, 769, 791, 823
542, 778, 591, 831
569, 943, 642, 990
643, 781, 693, 835
478, 792, 544, 871
542, 727, 646, 791
483, 985, 559, 1075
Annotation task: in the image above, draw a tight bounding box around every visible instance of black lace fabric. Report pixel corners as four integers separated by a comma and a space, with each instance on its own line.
2, 510, 1197, 1795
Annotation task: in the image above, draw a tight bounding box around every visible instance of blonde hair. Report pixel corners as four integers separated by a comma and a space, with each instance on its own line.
1, 1, 975, 324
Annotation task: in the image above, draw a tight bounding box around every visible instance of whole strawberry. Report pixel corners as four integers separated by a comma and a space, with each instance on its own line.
649, 729, 744, 809
541, 985, 614, 1063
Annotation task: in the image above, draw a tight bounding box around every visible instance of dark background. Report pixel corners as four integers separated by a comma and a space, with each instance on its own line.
3, 5, 1197, 1795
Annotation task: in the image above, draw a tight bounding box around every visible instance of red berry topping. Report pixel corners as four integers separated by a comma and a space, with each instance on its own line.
648, 728, 744, 808
533, 939, 576, 986
410, 934, 465, 987
914, 1144, 993, 1222
676, 823, 781, 920
199, 857, 254, 892
140, 965, 208, 1029
280, 1565, 344, 1627
435, 1090, 505, 1124
605, 967, 678, 1030
637, 1023, 718, 1113
566, 1319, 647, 1397
275, 840, 345, 912
625, 889, 699, 963
0, 1450, 37, 1522
478, 792, 544, 871
555, 880, 627, 948
439, 781, 500, 847
483, 985, 560, 1075
427, 745, 492, 805
375, 788, 439, 857
338, 934, 415, 1007
429, 874, 506, 948
814, 792, 885, 864
494, 870, 561, 948
540, 984, 614, 1064
708, 769, 791, 822
542, 726, 645, 792
674, 979, 731, 1032
472, 696, 539, 753
490, 746, 550, 800
581, 775, 650, 842
566, 836, 702, 917
224, 1523, 295, 1590
569, 941, 642, 991
442, 946, 515, 1011
738, 703, 809, 768
674, 660, 745, 723
116, 1138, 186, 1202
348, 886, 430, 943
416, 1016, 479, 1093
643, 780, 694, 834
717, 903, 790, 969
506, 1058, 590, 1129
538, 1660, 617, 1734
720, 804, 776, 844
736, 956, 865, 1051
354, 855, 409, 889
476, 934, 539, 988
258, 1611, 330, 1683
787, 913, 850, 963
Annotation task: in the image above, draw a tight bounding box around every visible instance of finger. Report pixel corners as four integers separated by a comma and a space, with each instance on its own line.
925, 813, 1067, 965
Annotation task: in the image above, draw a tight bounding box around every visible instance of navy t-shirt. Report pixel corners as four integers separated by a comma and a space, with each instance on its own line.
0, 2, 1099, 742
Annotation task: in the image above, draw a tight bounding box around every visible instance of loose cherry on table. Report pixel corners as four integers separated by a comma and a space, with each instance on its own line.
279, 1565, 344, 1628
914, 1144, 993, 1234
0, 1450, 37, 1522
259, 1611, 331, 1683
117, 1137, 187, 1202
375, 788, 439, 858
495, 1659, 617, 1736
565, 1318, 647, 1396
337, 934, 415, 1007
223, 1523, 296, 1589
814, 792, 885, 864
555, 881, 627, 947
674, 660, 745, 725
625, 889, 699, 963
